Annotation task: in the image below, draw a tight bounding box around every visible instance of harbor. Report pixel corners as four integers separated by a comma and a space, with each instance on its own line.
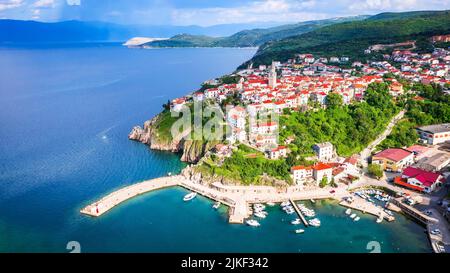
81, 174, 395, 225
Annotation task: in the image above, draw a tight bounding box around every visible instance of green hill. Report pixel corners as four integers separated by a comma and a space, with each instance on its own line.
145, 16, 368, 48
242, 10, 450, 67
145, 34, 223, 47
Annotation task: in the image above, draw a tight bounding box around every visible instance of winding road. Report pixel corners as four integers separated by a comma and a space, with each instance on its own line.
359, 110, 405, 168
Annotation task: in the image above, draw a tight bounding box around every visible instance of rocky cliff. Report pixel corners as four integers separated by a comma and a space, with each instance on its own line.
129, 112, 219, 163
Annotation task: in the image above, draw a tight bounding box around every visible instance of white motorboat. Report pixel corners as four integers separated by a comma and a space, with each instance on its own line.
354, 217, 360, 222
345, 208, 352, 215
266, 202, 276, 207
254, 212, 267, 219
183, 192, 197, 202
350, 213, 357, 219
308, 218, 321, 227
246, 219, 260, 227
254, 203, 266, 210
285, 208, 295, 214
310, 199, 316, 203
295, 229, 305, 234
376, 217, 383, 223
281, 201, 290, 207
213, 202, 221, 209
291, 218, 302, 225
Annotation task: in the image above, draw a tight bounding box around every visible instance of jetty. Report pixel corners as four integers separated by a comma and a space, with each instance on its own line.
289, 199, 309, 227
81, 175, 395, 225
339, 196, 395, 221
80, 176, 179, 216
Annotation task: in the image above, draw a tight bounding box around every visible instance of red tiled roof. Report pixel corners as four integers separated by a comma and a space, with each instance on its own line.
406, 145, 430, 154
312, 162, 333, 171
402, 167, 441, 187
373, 148, 413, 162
394, 177, 424, 192
291, 165, 312, 171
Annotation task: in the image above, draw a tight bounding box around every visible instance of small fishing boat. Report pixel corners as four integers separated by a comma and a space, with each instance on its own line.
308, 218, 321, 227
183, 192, 197, 202
254, 212, 267, 219
376, 217, 383, 223
246, 219, 260, 227
295, 229, 305, 234
345, 208, 352, 215
213, 202, 221, 209
310, 199, 316, 203
266, 202, 276, 207
281, 201, 290, 207
354, 217, 360, 222
350, 213, 357, 219
291, 219, 302, 225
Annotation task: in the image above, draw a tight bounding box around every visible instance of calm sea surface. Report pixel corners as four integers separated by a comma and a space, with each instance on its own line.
0, 44, 430, 252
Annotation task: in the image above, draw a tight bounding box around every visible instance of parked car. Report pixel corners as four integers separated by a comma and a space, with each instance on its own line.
430, 229, 441, 235
329, 190, 336, 194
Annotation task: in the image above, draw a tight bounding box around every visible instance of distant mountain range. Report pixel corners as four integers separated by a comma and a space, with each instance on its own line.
0, 20, 292, 43
243, 10, 450, 67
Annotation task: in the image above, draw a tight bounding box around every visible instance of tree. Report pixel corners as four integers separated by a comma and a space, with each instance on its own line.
325, 93, 343, 109
162, 99, 171, 110
368, 164, 383, 180
319, 177, 328, 188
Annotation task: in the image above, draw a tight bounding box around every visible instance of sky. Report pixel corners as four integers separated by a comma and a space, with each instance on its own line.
1, 0, 450, 26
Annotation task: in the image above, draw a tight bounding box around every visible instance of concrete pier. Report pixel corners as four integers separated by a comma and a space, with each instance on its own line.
339, 196, 395, 221
289, 199, 309, 227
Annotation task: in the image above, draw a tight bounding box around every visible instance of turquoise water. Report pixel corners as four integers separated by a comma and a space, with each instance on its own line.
0, 44, 430, 252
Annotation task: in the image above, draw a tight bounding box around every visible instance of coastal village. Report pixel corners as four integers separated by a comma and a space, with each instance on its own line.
84, 37, 450, 253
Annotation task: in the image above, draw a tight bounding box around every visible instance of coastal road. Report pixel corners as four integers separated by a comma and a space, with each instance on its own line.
359, 110, 405, 169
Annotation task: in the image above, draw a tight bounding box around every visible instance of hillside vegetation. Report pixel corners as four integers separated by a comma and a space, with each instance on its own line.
146, 16, 368, 48
243, 10, 450, 67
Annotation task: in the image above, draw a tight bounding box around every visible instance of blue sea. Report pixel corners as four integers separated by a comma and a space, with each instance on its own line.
0, 43, 430, 253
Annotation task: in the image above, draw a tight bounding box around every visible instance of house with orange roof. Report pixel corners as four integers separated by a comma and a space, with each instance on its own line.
291, 165, 313, 185
312, 162, 333, 184
268, 146, 287, 159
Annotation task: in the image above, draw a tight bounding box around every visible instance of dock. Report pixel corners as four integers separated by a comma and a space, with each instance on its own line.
289, 199, 309, 227
339, 196, 395, 222
80, 176, 179, 217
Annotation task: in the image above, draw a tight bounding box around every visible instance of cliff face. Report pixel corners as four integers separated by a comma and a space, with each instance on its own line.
129, 113, 218, 163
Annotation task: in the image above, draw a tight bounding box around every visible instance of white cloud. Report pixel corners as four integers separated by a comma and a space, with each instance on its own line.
0, 0, 24, 12
66, 0, 80, 6
31, 8, 40, 19
170, 0, 327, 26
347, 0, 449, 12
33, 0, 55, 9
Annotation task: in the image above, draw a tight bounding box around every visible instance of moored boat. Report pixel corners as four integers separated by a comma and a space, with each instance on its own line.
291, 218, 302, 225
350, 213, 357, 219
254, 212, 267, 219
213, 201, 221, 209
354, 216, 360, 221
246, 219, 260, 227
183, 192, 197, 202
345, 208, 352, 215
295, 229, 305, 234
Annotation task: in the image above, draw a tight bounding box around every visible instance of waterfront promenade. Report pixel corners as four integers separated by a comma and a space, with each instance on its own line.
81, 175, 389, 224
80, 177, 180, 216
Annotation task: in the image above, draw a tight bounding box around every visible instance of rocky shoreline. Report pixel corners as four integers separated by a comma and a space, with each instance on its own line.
128, 113, 218, 163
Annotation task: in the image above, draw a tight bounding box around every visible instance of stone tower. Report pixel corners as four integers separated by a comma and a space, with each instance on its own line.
268, 61, 277, 88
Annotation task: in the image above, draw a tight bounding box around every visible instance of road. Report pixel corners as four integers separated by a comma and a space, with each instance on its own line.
359, 110, 405, 168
